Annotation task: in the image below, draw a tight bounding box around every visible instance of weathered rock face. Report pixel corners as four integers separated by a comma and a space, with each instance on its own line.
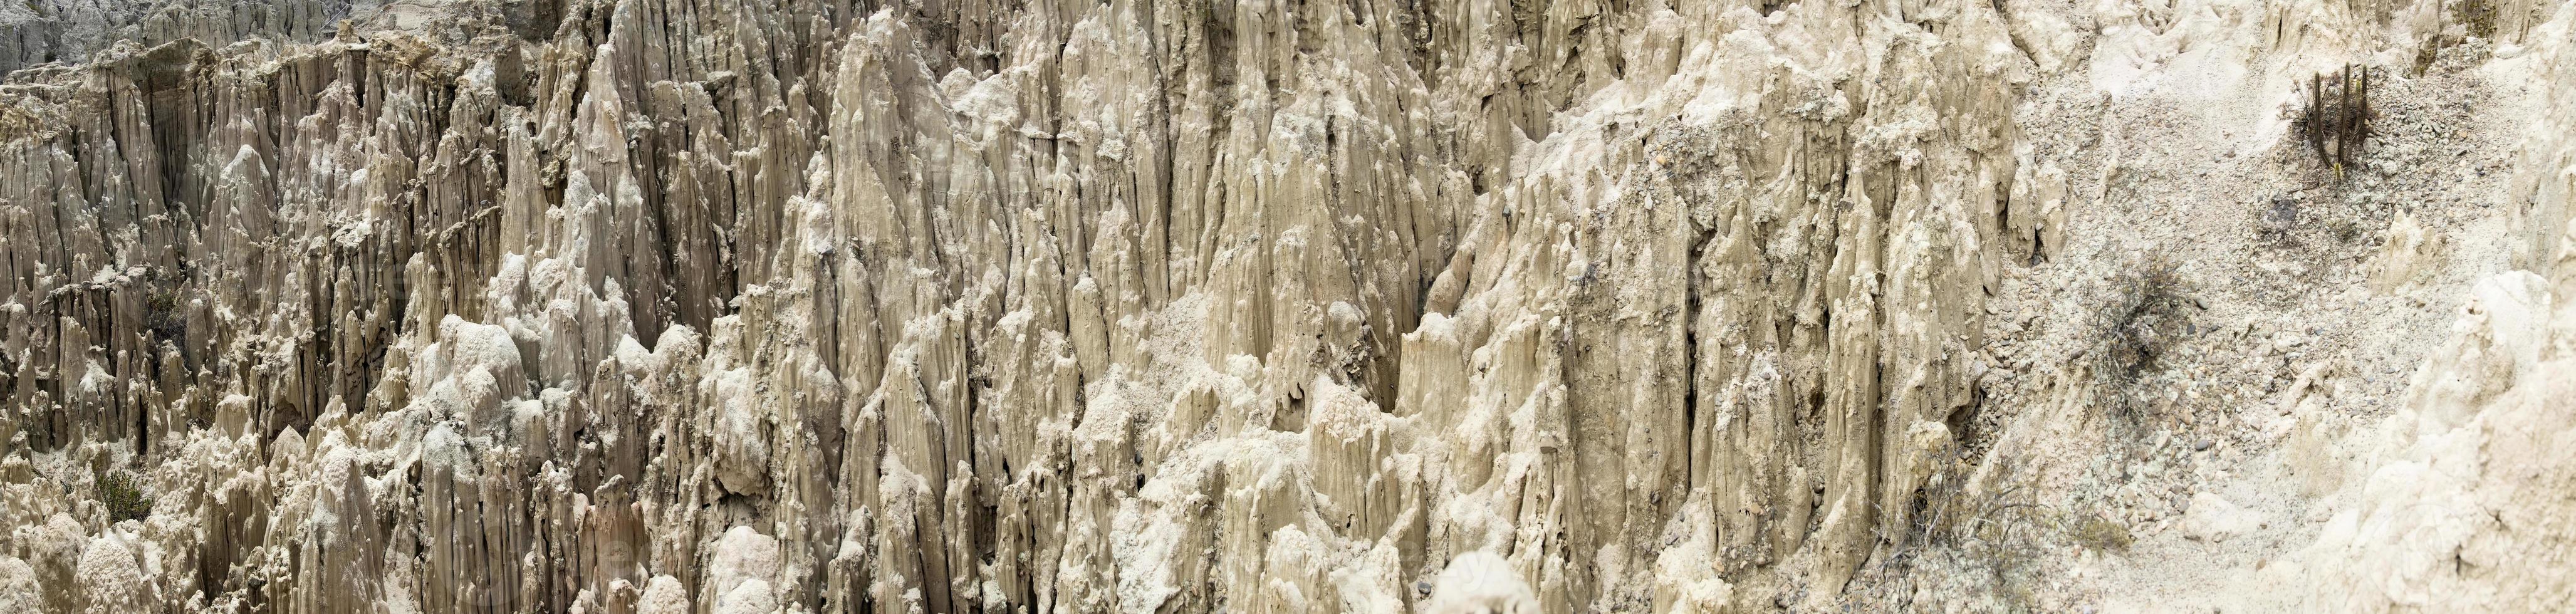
0, 0, 2570, 611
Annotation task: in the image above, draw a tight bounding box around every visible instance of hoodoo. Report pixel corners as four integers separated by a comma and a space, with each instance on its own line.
3, 0, 2573, 611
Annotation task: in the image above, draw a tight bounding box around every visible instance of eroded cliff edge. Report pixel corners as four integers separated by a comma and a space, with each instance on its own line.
2, 0, 2572, 611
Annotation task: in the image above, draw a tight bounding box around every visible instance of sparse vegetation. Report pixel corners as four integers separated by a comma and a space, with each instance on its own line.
1921, 479, 2039, 551
1879, 457, 2060, 613
2095, 256, 2191, 418
2418, 0, 2502, 73
145, 283, 187, 348
96, 470, 154, 523
2460, 0, 2500, 40
2297, 65, 2375, 176
2073, 514, 2134, 551
2257, 196, 2300, 246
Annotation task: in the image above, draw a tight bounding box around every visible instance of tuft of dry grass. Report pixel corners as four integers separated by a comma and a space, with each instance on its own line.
2073, 514, 2134, 552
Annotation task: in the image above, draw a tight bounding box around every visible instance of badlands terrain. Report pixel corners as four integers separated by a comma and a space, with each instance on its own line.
1, 0, 2572, 611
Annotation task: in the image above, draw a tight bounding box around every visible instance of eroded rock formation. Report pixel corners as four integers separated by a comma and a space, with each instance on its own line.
2, 0, 2572, 611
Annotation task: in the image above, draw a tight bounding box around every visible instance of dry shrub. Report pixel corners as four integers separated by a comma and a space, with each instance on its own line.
2095, 257, 2190, 419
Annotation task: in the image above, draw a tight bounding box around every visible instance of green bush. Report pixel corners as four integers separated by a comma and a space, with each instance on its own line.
97, 471, 154, 523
